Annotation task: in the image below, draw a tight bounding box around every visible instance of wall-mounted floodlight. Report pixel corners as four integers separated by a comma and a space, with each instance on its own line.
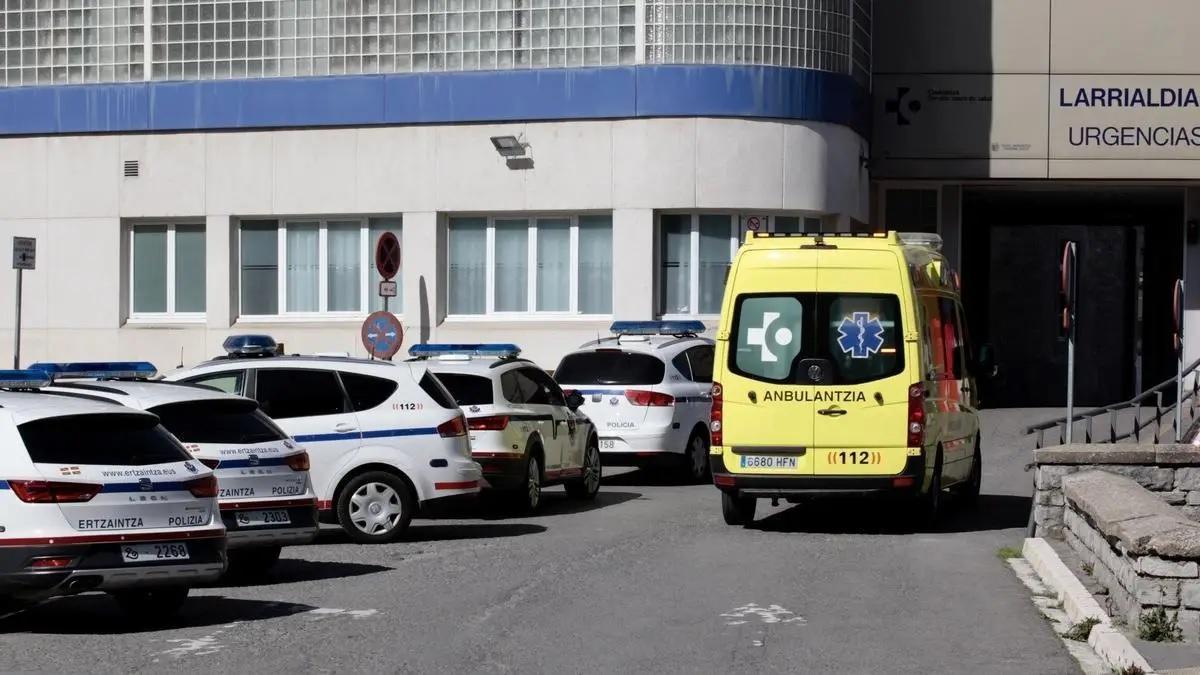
490, 135, 526, 158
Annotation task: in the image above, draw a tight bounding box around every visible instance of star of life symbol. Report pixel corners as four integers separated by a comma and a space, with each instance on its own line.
837, 312, 885, 359
746, 311, 794, 363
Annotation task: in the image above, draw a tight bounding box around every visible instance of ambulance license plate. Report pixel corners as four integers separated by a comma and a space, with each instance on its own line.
235, 510, 291, 528
739, 455, 800, 470
121, 542, 189, 564
600, 440, 616, 450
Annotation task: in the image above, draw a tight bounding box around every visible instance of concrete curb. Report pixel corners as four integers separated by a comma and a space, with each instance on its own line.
1023, 537, 1156, 674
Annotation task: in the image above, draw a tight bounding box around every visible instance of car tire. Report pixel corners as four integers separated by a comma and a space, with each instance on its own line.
565, 436, 602, 500
513, 452, 543, 513
337, 471, 415, 544
961, 438, 982, 508
920, 449, 944, 527
226, 545, 283, 578
682, 430, 710, 484
112, 586, 190, 617
721, 491, 756, 527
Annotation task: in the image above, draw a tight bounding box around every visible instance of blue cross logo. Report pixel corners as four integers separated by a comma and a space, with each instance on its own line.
836, 312, 885, 359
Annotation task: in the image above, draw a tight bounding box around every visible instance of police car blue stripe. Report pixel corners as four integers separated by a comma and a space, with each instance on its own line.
293, 426, 439, 443
217, 457, 291, 469
101, 481, 191, 493
0, 480, 9, 489
573, 389, 621, 395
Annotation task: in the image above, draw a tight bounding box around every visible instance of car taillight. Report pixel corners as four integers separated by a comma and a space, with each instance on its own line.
561, 389, 577, 397
907, 383, 925, 448
198, 458, 220, 470
710, 382, 723, 447
625, 389, 674, 406
285, 451, 310, 472
437, 415, 468, 438
8, 480, 101, 504
467, 415, 509, 431
185, 475, 219, 499
29, 556, 75, 569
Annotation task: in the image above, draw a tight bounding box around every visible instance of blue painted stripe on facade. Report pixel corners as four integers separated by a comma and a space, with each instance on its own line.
0, 65, 868, 137
216, 457, 291, 469
293, 426, 439, 444
102, 480, 190, 493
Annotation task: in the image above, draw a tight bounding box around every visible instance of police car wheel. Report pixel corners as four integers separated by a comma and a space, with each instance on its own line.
112, 586, 190, 617
338, 471, 414, 544
566, 437, 601, 500
515, 453, 543, 512
227, 545, 283, 577
721, 491, 756, 526
682, 431, 710, 484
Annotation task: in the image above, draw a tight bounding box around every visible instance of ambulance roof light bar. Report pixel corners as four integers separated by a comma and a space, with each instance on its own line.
29, 362, 158, 381
0, 370, 51, 389
609, 321, 705, 337
408, 344, 522, 359
222, 334, 279, 357
897, 232, 944, 251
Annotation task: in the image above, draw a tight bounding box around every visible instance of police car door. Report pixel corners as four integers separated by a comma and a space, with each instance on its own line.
675, 345, 715, 438
252, 368, 359, 499
516, 368, 568, 476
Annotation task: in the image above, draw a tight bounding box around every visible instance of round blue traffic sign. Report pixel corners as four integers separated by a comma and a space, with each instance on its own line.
361, 311, 403, 360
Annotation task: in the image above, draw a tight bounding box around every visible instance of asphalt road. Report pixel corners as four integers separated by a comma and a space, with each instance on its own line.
0, 411, 1078, 674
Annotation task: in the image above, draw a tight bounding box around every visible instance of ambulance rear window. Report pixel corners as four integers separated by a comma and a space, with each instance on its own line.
18, 413, 191, 466
729, 292, 905, 385
149, 399, 287, 445
554, 351, 666, 385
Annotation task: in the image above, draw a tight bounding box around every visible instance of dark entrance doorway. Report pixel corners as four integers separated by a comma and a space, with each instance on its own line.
960, 188, 1184, 408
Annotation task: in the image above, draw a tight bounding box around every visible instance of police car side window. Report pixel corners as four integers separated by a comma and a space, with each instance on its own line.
189, 371, 245, 395
500, 371, 526, 404
516, 368, 554, 406
340, 372, 399, 412
255, 369, 347, 419
687, 346, 714, 382
525, 368, 565, 406
672, 352, 693, 380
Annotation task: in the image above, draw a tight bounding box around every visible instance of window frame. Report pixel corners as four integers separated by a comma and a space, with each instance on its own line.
656, 213, 823, 320
444, 213, 613, 320
126, 221, 207, 324
237, 216, 401, 321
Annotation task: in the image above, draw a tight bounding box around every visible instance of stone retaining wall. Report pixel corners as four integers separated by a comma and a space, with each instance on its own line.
1033, 444, 1200, 538
1059, 470, 1200, 641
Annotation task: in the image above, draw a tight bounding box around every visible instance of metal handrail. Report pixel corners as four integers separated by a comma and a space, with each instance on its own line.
1025, 357, 1200, 449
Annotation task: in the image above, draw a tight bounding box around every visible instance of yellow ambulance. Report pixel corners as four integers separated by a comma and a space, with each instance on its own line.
709, 231, 991, 526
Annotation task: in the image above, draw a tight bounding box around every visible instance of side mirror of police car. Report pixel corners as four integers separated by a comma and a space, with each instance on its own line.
565, 390, 585, 411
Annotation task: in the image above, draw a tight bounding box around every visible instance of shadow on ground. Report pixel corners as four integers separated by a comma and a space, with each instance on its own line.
0, 594, 316, 635
601, 467, 702, 488
474, 490, 643, 520
752, 493, 1032, 535
315, 521, 549, 545
211, 558, 392, 588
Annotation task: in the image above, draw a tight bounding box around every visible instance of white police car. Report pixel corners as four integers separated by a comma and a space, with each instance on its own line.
35, 361, 317, 574
0, 369, 225, 616
165, 336, 481, 544
555, 321, 715, 482
412, 344, 600, 511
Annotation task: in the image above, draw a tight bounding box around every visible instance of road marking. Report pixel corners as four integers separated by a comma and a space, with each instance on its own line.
305, 607, 379, 620
155, 633, 226, 659
720, 603, 807, 626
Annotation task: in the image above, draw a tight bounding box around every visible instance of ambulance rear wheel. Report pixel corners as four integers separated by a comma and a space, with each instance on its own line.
919, 450, 944, 527
722, 491, 756, 526
961, 440, 982, 508
112, 586, 190, 617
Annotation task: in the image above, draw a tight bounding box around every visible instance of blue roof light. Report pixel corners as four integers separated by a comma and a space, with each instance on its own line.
408, 343, 522, 359
610, 320, 705, 336
222, 334, 278, 357
0, 369, 51, 389
29, 362, 158, 381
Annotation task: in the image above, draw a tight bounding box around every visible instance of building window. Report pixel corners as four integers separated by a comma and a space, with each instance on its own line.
129, 223, 205, 319
238, 216, 402, 318
447, 215, 612, 317
659, 214, 819, 316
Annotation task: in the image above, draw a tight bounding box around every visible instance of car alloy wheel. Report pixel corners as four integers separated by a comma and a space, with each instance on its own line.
349, 482, 405, 536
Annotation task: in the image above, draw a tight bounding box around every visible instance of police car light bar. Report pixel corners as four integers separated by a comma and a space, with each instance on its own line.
223, 334, 279, 357
408, 343, 522, 359
609, 321, 705, 336
29, 361, 158, 381
0, 369, 51, 389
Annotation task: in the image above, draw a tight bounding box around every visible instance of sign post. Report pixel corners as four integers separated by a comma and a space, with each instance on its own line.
1060, 241, 1078, 443
1175, 278, 1185, 441
374, 232, 401, 314
11, 237, 34, 369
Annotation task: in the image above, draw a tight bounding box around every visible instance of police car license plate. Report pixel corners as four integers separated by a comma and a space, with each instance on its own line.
600, 440, 616, 450
120, 542, 189, 564
235, 509, 291, 528
739, 455, 800, 470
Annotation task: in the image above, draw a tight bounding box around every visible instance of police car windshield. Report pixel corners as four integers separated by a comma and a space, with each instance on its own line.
555, 351, 666, 385
18, 413, 191, 466
434, 373, 495, 406
148, 399, 287, 445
